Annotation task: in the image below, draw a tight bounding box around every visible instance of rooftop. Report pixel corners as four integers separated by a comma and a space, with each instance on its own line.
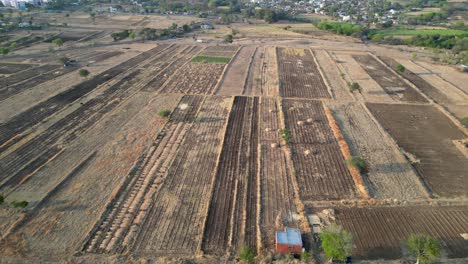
276, 227, 302, 246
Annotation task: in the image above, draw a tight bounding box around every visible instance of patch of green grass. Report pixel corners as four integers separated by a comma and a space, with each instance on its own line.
191, 55, 231, 64
374, 29, 468, 36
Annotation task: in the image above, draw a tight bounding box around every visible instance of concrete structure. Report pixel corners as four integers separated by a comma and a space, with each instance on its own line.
275, 227, 303, 254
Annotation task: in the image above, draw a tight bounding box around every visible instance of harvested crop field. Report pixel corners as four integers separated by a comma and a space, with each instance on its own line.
216, 46, 256, 95
0, 63, 35, 75
367, 103, 468, 198
334, 206, 468, 259
244, 46, 279, 96
282, 99, 357, 200
328, 102, 428, 200
353, 55, 427, 103
161, 62, 226, 94
134, 96, 232, 256
277, 47, 330, 99
203, 96, 259, 255
259, 97, 299, 251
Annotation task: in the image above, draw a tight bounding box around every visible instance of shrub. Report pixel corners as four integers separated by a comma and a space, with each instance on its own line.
300, 251, 311, 261
280, 128, 291, 143
79, 69, 90, 77
158, 109, 171, 118
224, 34, 233, 43
396, 64, 406, 73
239, 245, 255, 262
11, 200, 28, 208
347, 156, 367, 173
52, 38, 63, 47
348, 82, 362, 93
461, 117, 468, 128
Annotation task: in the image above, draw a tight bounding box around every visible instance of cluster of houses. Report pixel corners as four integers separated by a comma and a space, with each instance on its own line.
1, 0, 48, 10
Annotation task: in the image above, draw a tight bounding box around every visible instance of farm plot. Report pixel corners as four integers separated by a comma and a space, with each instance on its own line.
259, 97, 299, 251
0, 45, 167, 148
83, 95, 204, 254
327, 102, 427, 200
0, 45, 180, 190
352, 55, 427, 103
215, 47, 256, 95
0, 65, 77, 102
335, 206, 468, 259
134, 96, 232, 256
202, 96, 259, 255
142, 46, 204, 92
282, 99, 356, 200
1, 93, 180, 257
161, 61, 227, 95
52, 31, 97, 42
0, 63, 35, 75
0, 64, 61, 90
312, 50, 352, 101
198, 45, 239, 58
277, 47, 330, 99
331, 53, 394, 103
244, 46, 279, 96
367, 103, 468, 198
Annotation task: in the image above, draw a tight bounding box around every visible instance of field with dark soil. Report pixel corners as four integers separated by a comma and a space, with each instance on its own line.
367, 103, 468, 198
334, 206, 468, 259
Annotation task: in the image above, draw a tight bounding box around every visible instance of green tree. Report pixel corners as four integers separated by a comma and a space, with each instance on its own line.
79, 69, 90, 77
0, 47, 10, 56
348, 82, 362, 93
320, 223, 353, 262
238, 245, 255, 263
169, 23, 177, 30
224, 34, 233, 43
129, 32, 135, 40
0, 194, 4, 205
10, 42, 17, 48
182, 24, 191, 32
461, 117, 468, 128
52, 38, 63, 47
90, 12, 96, 23
406, 234, 441, 264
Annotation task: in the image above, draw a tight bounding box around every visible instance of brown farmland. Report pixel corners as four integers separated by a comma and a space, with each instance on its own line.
282, 99, 357, 200
352, 55, 427, 103
277, 47, 330, 99
335, 206, 468, 259
367, 103, 468, 198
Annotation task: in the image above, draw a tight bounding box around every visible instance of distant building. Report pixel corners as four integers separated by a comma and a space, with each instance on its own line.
200, 24, 213, 30
275, 227, 303, 254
